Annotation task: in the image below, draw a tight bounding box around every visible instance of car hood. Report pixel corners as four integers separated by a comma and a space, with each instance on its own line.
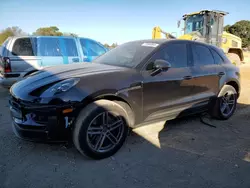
10, 63, 127, 100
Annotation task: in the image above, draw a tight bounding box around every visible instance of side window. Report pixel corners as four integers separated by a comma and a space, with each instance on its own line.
64, 38, 78, 56
210, 49, 224, 64
163, 43, 188, 68
146, 43, 188, 70
192, 44, 214, 65
38, 38, 61, 56
12, 38, 35, 56
80, 39, 106, 56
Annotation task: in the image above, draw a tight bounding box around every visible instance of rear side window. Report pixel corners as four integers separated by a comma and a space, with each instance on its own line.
151, 43, 188, 68
192, 44, 214, 66
64, 38, 78, 56
12, 38, 35, 56
38, 38, 61, 56
210, 49, 224, 64
80, 39, 106, 56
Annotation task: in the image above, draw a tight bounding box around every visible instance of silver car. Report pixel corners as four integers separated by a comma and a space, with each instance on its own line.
0, 36, 108, 88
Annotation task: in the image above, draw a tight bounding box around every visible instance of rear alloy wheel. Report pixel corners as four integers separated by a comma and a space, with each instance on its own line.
220, 90, 236, 117
210, 85, 237, 120
73, 100, 129, 159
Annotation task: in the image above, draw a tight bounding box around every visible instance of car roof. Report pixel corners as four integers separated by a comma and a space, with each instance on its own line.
7, 35, 106, 49
7, 35, 100, 43
126, 39, 212, 45
124, 39, 173, 45
126, 39, 216, 49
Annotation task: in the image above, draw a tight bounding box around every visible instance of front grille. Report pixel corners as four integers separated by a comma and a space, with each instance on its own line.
32, 113, 49, 124
9, 95, 53, 124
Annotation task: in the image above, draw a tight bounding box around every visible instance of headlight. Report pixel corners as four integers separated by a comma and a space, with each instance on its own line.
41, 78, 80, 97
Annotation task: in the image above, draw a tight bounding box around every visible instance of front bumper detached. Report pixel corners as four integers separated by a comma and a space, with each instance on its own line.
9, 96, 79, 142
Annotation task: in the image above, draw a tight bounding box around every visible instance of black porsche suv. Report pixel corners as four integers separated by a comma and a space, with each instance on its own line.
9, 39, 240, 159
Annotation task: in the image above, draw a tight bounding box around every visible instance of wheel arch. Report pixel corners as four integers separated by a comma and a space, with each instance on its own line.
226, 80, 240, 98
227, 48, 244, 61
80, 91, 135, 127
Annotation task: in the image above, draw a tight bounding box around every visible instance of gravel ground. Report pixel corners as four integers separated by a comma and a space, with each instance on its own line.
0, 66, 250, 188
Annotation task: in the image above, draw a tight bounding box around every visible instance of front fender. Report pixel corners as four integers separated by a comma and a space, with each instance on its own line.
218, 71, 241, 96
78, 87, 143, 124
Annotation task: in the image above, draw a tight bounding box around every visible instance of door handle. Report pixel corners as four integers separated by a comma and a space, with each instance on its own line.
218, 72, 225, 76
183, 75, 193, 80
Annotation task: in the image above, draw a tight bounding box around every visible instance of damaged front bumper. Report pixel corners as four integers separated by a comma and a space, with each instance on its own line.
9, 96, 80, 142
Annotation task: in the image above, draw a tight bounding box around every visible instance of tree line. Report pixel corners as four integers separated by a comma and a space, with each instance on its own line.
1, 20, 249, 48
224, 20, 250, 48
103, 43, 118, 49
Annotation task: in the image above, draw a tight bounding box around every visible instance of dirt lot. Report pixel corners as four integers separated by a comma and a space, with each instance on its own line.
1, 66, 250, 188
244, 51, 250, 64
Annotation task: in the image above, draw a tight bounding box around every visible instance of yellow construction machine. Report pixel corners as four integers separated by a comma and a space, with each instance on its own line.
152, 10, 244, 65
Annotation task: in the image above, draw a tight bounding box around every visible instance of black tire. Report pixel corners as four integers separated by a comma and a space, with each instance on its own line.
210, 85, 237, 120
73, 99, 130, 160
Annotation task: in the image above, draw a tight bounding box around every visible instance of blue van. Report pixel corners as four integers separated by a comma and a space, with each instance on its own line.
0, 36, 108, 87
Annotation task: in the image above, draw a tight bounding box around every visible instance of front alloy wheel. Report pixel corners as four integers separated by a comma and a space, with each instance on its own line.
87, 112, 125, 153
73, 100, 129, 159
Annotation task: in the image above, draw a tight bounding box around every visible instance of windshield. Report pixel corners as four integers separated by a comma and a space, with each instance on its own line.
184, 14, 204, 35
93, 41, 159, 68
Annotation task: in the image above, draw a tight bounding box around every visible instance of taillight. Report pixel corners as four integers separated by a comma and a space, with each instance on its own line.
2, 57, 11, 73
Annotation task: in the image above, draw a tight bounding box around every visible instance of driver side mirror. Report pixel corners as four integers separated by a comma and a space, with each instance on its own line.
154, 59, 171, 70
150, 59, 171, 76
